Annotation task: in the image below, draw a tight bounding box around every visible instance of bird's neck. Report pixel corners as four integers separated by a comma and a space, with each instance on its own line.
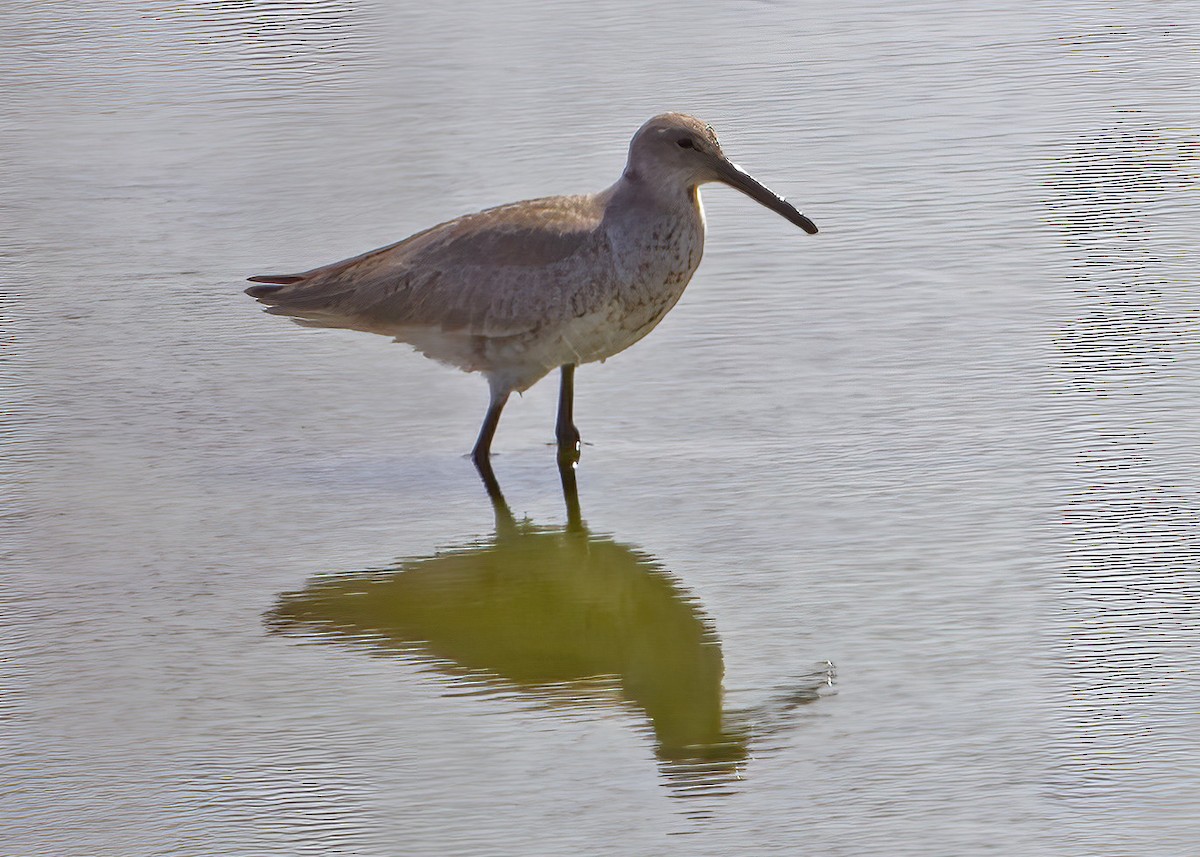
608, 169, 700, 218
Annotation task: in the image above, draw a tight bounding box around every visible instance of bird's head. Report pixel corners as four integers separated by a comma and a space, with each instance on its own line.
624, 113, 818, 235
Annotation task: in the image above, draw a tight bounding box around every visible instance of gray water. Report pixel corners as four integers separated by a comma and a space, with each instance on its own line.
4, 2, 1199, 855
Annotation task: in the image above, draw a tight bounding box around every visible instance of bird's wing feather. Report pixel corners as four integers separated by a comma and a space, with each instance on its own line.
248, 195, 616, 338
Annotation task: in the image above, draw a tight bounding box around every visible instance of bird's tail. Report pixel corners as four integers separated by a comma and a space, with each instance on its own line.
245, 273, 307, 299
244, 270, 370, 333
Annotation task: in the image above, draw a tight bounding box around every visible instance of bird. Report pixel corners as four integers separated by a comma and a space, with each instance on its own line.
246, 113, 817, 473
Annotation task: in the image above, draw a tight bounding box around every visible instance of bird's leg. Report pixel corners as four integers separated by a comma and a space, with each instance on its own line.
472, 386, 510, 477
555, 363, 581, 464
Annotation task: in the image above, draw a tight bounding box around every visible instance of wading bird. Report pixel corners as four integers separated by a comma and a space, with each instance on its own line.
246, 113, 817, 474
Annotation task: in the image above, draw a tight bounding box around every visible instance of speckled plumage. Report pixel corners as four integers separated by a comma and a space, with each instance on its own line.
247, 113, 816, 465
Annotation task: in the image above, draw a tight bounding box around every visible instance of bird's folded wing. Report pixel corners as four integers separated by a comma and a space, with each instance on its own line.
250, 196, 617, 339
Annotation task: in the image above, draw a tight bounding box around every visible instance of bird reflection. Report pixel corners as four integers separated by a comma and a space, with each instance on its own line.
267, 463, 831, 804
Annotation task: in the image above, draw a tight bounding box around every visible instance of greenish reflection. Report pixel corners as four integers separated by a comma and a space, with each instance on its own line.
268, 465, 830, 799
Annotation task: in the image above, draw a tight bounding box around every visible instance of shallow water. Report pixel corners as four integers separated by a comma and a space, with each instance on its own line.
4, 2, 1199, 855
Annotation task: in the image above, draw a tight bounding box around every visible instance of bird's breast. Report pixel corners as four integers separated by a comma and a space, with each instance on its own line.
614, 210, 704, 309
562, 208, 704, 362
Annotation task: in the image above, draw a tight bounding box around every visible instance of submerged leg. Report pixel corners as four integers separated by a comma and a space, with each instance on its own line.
472, 384, 510, 474
477, 460, 513, 526
557, 454, 584, 533
556, 363, 581, 463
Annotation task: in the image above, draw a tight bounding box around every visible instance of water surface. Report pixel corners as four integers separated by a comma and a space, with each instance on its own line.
5, 2, 1199, 855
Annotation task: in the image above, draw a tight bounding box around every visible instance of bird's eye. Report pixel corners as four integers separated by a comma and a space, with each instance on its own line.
677, 138, 695, 149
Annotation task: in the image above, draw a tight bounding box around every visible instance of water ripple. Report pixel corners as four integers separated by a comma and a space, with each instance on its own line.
1042, 111, 1200, 851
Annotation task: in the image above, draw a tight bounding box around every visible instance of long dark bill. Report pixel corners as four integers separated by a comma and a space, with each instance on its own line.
715, 159, 818, 235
